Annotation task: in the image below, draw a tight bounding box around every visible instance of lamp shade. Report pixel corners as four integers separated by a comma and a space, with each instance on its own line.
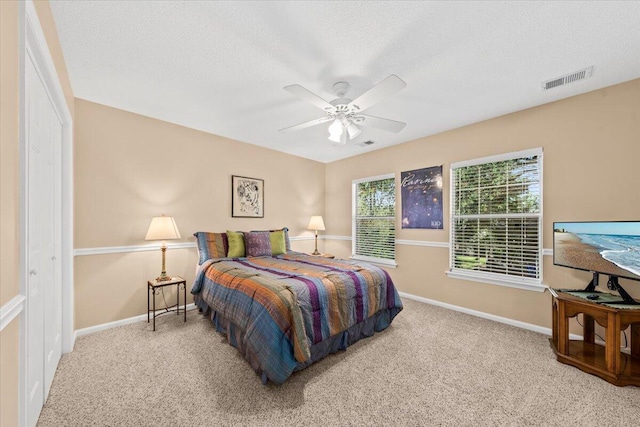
328, 119, 343, 143
346, 122, 361, 139
307, 216, 326, 231
145, 215, 181, 241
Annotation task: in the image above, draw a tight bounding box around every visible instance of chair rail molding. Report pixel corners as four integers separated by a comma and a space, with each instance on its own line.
74, 242, 197, 257
74, 235, 315, 257
0, 295, 26, 331
73, 237, 553, 257
324, 235, 553, 255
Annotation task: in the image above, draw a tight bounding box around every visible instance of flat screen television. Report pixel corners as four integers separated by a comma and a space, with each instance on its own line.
553, 221, 640, 303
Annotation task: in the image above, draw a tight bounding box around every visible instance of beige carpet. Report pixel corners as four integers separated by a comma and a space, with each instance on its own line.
38, 298, 640, 426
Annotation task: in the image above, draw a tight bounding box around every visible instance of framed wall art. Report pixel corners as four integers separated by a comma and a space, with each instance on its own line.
401, 166, 443, 229
231, 175, 264, 218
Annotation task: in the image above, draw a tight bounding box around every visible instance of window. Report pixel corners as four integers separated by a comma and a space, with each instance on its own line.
352, 173, 396, 267
448, 148, 543, 291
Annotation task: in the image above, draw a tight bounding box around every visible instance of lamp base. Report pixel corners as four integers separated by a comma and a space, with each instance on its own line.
156, 272, 172, 282
312, 232, 321, 256
156, 246, 172, 282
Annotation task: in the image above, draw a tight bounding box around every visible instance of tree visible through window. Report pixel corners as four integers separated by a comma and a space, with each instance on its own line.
352, 174, 396, 265
449, 149, 543, 287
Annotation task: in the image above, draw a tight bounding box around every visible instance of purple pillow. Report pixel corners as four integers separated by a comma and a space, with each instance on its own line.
244, 231, 272, 257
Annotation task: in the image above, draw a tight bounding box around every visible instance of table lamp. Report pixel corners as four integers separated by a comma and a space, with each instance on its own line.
145, 214, 181, 281
308, 215, 325, 255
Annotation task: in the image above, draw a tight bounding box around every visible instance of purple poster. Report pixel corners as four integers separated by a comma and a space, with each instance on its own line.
401, 166, 443, 229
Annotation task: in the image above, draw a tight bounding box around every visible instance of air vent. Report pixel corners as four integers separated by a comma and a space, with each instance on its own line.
356, 140, 376, 148
541, 66, 593, 90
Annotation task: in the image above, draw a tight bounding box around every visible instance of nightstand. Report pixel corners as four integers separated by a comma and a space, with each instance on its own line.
147, 276, 186, 331
311, 253, 335, 259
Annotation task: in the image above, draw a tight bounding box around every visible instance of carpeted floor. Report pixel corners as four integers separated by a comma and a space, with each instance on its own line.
37, 298, 640, 426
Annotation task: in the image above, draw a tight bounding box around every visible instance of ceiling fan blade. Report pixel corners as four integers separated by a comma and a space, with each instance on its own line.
278, 116, 333, 132
347, 75, 406, 113
284, 84, 336, 112
357, 114, 406, 133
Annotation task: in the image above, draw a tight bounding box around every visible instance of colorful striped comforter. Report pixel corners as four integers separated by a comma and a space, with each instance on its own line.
191, 252, 402, 384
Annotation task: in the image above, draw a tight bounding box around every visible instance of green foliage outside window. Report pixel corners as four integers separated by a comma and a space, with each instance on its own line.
452, 156, 541, 280
355, 178, 395, 260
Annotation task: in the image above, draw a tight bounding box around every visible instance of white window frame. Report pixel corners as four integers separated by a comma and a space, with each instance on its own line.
352, 173, 397, 268
446, 148, 545, 292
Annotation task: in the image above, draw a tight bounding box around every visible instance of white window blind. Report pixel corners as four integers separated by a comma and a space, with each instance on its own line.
352, 174, 396, 265
449, 148, 543, 287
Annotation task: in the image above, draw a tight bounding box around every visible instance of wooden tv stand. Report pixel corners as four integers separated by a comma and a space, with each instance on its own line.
550, 290, 640, 386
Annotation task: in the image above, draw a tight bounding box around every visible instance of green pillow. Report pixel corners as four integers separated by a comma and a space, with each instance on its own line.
270, 230, 286, 256
226, 231, 245, 257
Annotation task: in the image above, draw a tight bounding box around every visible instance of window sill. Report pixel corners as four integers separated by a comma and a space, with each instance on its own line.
351, 255, 397, 269
445, 270, 547, 293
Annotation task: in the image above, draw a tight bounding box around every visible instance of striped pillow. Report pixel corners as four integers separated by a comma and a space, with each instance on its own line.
194, 232, 228, 264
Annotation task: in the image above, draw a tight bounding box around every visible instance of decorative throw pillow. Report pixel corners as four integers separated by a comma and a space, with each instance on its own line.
269, 230, 286, 256
226, 230, 246, 258
252, 227, 291, 252
281, 227, 291, 252
245, 231, 272, 257
193, 232, 228, 264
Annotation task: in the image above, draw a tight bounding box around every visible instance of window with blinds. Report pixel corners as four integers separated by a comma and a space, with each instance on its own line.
449, 148, 543, 288
352, 174, 396, 266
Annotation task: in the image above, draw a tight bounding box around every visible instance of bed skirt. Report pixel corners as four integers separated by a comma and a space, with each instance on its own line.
194, 294, 400, 384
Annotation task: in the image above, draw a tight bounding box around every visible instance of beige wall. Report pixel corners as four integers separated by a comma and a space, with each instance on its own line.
0, 321, 20, 427
1, 0, 20, 308
0, 1, 74, 424
0, 3, 20, 423
0, 2, 22, 425
325, 78, 640, 329
73, 99, 325, 329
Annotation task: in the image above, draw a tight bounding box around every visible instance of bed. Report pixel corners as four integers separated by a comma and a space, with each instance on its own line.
191, 230, 403, 384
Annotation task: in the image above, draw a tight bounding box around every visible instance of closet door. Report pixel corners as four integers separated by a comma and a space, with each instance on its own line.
25, 52, 63, 427
42, 79, 62, 398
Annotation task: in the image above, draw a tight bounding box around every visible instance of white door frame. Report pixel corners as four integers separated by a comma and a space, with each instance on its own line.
19, 1, 74, 425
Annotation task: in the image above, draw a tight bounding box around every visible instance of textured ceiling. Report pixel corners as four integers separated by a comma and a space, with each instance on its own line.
50, 1, 640, 163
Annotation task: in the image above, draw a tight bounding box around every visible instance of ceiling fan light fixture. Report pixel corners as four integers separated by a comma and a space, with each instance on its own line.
328, 118, 342, 134
328, 118, 343, 143
340, 128, 348, 144
328, 131, 342, 143
346, 122, 361, 139
282, 75, 407, 145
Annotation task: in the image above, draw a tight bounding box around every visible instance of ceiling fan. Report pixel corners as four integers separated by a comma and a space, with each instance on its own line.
279, 75, 407, 144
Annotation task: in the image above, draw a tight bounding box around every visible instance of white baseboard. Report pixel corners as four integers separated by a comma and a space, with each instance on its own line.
74, 303, 198, 339
73, 292, 619, 351
398, 291, 583, 341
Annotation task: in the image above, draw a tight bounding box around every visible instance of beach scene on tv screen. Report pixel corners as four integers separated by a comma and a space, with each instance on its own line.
554, 222, 640, 281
